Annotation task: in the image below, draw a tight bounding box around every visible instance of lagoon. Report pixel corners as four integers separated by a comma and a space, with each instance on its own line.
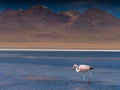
0, 51, 119, 90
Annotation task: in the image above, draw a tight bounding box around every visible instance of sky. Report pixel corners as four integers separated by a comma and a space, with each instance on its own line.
0, 0, 120, 18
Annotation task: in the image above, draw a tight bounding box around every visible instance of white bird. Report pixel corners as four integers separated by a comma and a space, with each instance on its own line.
72, 64, 94, 83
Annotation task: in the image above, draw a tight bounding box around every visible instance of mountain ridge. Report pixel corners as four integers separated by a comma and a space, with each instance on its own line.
0, 5, 120, 43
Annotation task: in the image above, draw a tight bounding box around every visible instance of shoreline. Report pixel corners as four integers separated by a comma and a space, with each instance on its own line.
0, 49, 120, 52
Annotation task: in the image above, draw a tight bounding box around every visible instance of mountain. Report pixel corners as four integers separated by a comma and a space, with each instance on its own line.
0, 5, 120, 43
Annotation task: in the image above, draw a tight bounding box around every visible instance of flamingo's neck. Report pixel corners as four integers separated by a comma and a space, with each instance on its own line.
76, 67, 79, 72
75, 65, 80, 72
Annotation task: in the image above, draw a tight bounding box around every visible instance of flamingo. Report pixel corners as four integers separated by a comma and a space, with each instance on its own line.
72, 64, 94, 83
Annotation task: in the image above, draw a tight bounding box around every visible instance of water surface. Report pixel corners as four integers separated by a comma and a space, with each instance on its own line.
0, 51, 119, 90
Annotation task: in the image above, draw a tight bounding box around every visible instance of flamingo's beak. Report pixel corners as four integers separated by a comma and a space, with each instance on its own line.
72, 67, 74, 70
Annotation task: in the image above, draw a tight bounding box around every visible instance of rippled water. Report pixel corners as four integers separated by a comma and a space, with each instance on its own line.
0, 51, 120, 90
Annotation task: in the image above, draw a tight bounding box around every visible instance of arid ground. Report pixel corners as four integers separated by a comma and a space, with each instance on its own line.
0, 42, 120, 49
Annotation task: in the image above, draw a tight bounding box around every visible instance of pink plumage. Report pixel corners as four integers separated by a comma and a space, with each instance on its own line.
72, 64, 94, 82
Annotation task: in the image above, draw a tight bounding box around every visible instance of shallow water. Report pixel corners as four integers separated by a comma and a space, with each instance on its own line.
0, 51, 120, 90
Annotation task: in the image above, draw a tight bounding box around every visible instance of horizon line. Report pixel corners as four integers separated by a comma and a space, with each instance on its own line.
0, 49, 120, 52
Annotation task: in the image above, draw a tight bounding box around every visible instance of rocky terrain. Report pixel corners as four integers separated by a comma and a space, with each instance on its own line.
0, 5, 120, 49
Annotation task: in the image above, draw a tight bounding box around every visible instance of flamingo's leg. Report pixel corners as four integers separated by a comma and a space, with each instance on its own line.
88, 71, 92, 83
83, 72, 86, 81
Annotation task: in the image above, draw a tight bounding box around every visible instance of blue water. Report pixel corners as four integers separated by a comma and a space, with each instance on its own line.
0, 51, 120, 90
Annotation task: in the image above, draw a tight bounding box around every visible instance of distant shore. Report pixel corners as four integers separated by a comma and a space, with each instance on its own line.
0, 42, 120, 50
0, 49, 120, 52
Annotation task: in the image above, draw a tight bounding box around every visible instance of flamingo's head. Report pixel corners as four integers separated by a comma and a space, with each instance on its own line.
72, 64, 78, 70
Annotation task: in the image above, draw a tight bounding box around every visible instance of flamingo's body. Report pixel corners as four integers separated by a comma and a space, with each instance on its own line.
73, 64, 93, 72
72, 64, 94, 82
